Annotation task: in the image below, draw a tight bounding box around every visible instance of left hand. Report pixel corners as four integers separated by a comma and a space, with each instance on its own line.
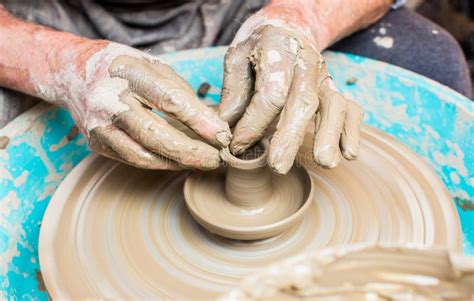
218, 12, 364, 174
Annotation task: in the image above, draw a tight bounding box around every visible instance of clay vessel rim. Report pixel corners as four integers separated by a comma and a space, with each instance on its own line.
219, 141, 268, 170
183, 165, 314, 233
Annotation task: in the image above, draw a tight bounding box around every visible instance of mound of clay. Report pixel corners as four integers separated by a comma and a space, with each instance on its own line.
184, 141, 314, 240
221, 244, 474, 300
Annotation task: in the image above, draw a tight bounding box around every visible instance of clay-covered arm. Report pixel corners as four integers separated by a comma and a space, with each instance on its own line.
0, 6, 106, 99
261, 0, 392, 51
219, 0, 391, 174
0, 6, 232, 170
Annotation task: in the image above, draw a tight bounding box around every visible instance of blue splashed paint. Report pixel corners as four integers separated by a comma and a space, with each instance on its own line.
0, 47, 472, 299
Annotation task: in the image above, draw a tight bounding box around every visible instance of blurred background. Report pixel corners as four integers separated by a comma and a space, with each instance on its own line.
409, 0, 474, 96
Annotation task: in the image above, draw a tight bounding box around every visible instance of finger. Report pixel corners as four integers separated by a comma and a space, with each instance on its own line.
231, 29, 299, 155
218, 41, 255, 127
340, 99, 364, 160
89, 125, 181, 170
113, 93, 221, 170
313, 75, 347, 169
267, 50, 323, 174
109, 55, 232, 148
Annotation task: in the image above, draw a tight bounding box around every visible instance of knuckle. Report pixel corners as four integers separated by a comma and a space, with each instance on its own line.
345, 99, 365, 118
258, 82, 287, 105
263, 96, 284, 113
330, 94, 347, 110
224, 47, 242, 66
268, 88, 286, 102
111, 110, 128, 126
220, 86, 232, 101
352, 102, 365, 115
88, 141, 102, 154
159, 91, 193, 115
109, 55, 133, 76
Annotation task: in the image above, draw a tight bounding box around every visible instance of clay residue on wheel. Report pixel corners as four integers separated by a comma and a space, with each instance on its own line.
221, 244, 474, 300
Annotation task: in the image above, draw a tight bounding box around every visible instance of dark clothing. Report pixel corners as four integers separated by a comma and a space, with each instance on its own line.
3, 0, 268, 53
0, 1, 471, 127
331, 7, 472, 98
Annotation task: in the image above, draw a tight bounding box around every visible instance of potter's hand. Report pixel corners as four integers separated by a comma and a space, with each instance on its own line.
47, 43, 232, 170
0, 8, 232, 170
219, 18, 364, 174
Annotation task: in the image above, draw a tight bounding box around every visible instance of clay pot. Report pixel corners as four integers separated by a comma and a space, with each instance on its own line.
184, 141, 314, 240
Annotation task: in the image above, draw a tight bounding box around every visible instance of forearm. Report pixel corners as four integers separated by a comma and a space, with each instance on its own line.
236, 0, 392, 51
0, 6, 108, 103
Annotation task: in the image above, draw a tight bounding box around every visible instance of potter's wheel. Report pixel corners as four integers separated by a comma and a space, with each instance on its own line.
185, 141, 315, 240
38, 126, 462, 299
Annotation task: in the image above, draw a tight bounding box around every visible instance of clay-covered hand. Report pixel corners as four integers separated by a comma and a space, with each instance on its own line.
47, 43, 232, 170
219, 21, 364, 174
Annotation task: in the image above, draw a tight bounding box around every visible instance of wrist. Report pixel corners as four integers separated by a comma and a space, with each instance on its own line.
56, 38, 110, 83
248, 0, 393, 51
0, 7, 111, 104
34, 32, 110, 105
235, 1, 330, 51
264, 1, 329, 49
49, 42, 147, 134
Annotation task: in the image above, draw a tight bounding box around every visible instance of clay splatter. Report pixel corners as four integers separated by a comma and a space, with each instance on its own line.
373, 36, 394, 48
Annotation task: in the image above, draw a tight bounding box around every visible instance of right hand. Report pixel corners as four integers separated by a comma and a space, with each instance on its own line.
218, 17, 364, 174
46, 42, 232, 170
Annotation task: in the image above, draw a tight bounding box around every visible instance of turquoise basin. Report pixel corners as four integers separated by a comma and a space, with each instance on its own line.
1, 47, 473, 299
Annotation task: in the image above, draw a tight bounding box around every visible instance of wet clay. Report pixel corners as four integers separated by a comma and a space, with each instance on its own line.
109, 55, 232, 149
36, 42, 232, 171
86, 53, 232, 171
39, 126, 462, 299
184, 141, 313, 240
222, 244, 474, 300
218, 25, 364, 174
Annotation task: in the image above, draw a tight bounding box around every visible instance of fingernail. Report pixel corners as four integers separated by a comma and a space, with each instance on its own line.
199, 154, 221, 170
342, 146, 358, 160
181, 147, 221, 170
270, 160, 291, 175
230, 142, 247, 155
208, 157, 221, 170
268, 149, 292, 175
216, 130, 232, 148
314, 145, 340, 168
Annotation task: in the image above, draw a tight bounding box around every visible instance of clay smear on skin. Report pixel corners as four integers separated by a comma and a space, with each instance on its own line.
222, 24, 363, 174
34, 43, 231, 170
